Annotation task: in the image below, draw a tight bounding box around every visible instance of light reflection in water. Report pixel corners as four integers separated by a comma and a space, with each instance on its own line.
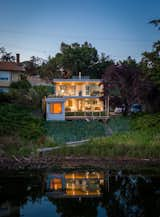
47, 171, 104, 197
0, 171, 159, 217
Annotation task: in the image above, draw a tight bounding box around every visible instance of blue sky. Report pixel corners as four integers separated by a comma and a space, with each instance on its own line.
0, 0, 159, 61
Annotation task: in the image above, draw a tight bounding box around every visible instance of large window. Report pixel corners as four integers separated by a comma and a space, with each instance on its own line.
0, 71, 10, 81
85, 85, 90, 95
60, 85, 66, 94
50, 103, 62, 114
71, 85, 76, 95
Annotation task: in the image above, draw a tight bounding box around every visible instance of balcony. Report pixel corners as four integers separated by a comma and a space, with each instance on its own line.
55, 85, 102, 97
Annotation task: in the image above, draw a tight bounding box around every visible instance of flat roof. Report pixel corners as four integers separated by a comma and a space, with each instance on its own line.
53, 78, 102, 83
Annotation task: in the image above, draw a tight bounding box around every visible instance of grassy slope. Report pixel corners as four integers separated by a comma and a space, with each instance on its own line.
0, 103, 160, 159
45, 120, 106, 143
50, 115, 160, 159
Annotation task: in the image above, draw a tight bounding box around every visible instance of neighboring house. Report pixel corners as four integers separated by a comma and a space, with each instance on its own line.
45, 75, 104, 121
0, 54, 25, 93
27, 75, 52, 86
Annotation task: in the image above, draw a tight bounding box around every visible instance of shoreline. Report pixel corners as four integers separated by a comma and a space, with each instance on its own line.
0, 156, 160, 173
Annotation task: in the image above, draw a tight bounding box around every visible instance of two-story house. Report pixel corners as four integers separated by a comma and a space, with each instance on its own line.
45, 75, 104, 120
0, 54, 25, 93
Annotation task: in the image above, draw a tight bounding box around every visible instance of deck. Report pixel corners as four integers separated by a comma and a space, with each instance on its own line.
65, 115, 109, 121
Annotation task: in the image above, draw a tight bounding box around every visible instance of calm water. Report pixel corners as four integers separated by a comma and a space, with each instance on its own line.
0, 170, 160, 217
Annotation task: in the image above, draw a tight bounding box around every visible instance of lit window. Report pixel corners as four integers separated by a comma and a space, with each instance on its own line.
50, 103, 62, 114
86, 85, 90, 95
68, 100, 72, 107
50, 178, 62, 190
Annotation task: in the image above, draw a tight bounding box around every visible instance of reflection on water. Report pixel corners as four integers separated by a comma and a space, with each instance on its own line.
47, 172, 104, 197
0, 171, 160, 217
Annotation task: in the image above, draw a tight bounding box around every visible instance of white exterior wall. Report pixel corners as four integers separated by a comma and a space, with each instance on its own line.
0, 71, 20, 90
11, 72, 20, 81
46, 98, 65, 121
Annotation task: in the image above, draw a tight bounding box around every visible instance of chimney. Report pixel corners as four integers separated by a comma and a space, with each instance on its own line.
79, 72, 81, 79
16, 53, 20, 64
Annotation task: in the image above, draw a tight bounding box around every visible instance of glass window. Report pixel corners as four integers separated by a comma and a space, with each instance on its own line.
0, 71, 10, 81
50, 103, 62, 114
71, 86, 76, 95
59, 85, 65, 95
85, 85, 90, 95
68, 100, 72, 107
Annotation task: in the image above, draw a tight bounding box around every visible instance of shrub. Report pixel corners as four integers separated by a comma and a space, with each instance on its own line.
33, 85, 53, 97
131, 113, 160, 130
0, 104, 46, 140
0, 92, 12, 103
10, 80, 32, 90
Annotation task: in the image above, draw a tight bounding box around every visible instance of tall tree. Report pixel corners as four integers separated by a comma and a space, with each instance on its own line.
141, 19, 160, 87
102, 58, 143, 115
0, 47, 15, 62
22, 56, 45, 76
59, 41, 99, 76
139, 19, 160, 112
40, 42, 113, 79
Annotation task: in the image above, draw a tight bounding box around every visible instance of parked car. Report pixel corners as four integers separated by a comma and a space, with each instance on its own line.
130, 104, 142, 113
114, 106, 123, 113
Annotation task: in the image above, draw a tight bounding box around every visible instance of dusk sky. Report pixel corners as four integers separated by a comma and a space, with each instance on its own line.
0, 0, 159, 61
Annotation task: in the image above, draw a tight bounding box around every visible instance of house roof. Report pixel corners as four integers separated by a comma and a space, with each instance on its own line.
0, 62, 25, 72
53, 78, 102, 83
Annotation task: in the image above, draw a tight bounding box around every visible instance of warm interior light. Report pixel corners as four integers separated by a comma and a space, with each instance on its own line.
50, 178, 62, 190
50, 103, 62, 114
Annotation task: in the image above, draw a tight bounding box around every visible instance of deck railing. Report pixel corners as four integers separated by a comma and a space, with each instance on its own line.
65, 111, 107, 117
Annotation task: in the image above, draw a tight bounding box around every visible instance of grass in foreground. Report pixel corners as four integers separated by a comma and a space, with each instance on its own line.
49, 113, 160, 159
50, 128, 160, 158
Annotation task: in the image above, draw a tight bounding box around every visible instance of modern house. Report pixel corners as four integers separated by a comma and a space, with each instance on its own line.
0, 54, 25, 93
44, 75, 105, 121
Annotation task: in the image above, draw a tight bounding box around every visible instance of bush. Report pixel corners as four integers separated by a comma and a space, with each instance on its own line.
131, 113, 160, 130
9, 84, 53, 109
0, 92, 12, 103
10, 80, 32, 90
0, 104, 46, 140
33, 85, 53, 97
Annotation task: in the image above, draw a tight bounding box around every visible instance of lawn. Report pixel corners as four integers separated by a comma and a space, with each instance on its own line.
45, 115, 131, 143
45, 120, 106, 143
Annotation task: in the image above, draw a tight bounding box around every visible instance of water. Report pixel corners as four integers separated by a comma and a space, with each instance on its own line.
0, 170, 160, 217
